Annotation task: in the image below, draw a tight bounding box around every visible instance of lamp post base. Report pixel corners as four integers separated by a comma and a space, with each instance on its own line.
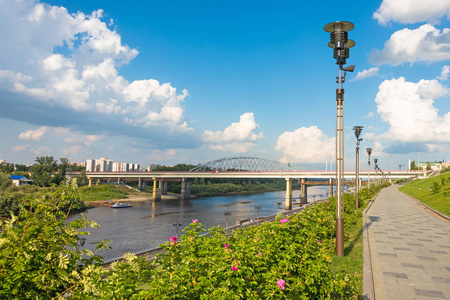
336, 217, 344, 256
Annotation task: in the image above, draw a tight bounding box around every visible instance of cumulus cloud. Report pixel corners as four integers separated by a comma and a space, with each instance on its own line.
375, 77, 450, 143
353, 68, 379, 81
373, 0, 450, 25
369, 25, 450, 66
437, 65, 450, 81
146, 149, 177, 161
202, 113, 264, 153
30, 146, 52, 155
19, 127, 49, 140
363, 112, 374, 119
275, 126, 334, 164
0, 0, 197, 149
13, 145, 30, 152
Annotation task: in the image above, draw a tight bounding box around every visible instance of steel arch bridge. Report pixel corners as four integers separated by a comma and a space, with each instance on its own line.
189, 157, 296, 172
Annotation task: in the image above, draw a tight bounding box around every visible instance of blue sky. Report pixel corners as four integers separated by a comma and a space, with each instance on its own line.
1, 0, 450, 171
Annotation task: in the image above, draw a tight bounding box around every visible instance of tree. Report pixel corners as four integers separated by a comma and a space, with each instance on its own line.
0, 180, 148, 299
35, 156, 58, 171
0, 172, 12, 190
30, 163, 53, 187
0, 165, 14, 174
410, 160, 418, 170
426, 162, 431, 170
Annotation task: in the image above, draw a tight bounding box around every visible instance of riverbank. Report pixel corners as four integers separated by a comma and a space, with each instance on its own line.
85, 193, 180, 207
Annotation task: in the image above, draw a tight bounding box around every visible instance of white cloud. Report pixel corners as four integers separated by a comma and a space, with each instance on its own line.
353, 68, 379, 81
19, 126, 49, 140
202, 113, 264, 153
370, 25, 450, 66
375, 77, 450, 142
374, 0, 450, 25
437, 65, 450, 81
0, 0, 194, 147
146, 149, 177, 160
275, 126, 334, 164
363, 112, 374, 119
30, 146, 52, 155
13, 144, 30, 151
63, 145, 83, 156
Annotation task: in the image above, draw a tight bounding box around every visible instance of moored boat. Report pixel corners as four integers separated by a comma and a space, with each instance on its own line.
110, 202, 133, 208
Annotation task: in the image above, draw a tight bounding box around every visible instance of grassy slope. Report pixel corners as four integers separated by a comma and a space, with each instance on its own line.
399, 172, 450, 217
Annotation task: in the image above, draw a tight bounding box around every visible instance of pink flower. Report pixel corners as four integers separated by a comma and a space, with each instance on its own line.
326, 201, 330, 204
280, 219, 290, 223
318, 239, 322, 243
224, 244, 230, 248
170, 236, 177, 242
231, 266, 238, 271
258, 252, 263, 256
277, 278, 285, 290
192, 219, 198, 223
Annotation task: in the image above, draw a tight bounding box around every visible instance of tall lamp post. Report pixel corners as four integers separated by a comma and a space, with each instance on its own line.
374, 159, 378, 192
255, 206, 261, 224
366, 148, 372, 197
172, 221, 183, 239
353, 126, 363, 209
224, 212, 231, 233
324, 21, 356, 257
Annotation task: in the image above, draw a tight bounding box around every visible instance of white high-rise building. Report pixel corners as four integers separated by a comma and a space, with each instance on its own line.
86, 159, 95, 172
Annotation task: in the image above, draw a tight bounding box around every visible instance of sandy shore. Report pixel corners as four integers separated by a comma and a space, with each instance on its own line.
86, 193, 179, 207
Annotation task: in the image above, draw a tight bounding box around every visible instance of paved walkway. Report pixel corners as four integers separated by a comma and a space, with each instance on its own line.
366, 185, 450, 299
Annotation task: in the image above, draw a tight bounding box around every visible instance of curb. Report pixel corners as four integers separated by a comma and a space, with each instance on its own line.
398, 190, 450, 223
363, 191, 380, 300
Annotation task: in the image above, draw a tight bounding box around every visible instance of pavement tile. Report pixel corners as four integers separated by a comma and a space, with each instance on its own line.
413, 289, 446, 298
366, 186, 450, 300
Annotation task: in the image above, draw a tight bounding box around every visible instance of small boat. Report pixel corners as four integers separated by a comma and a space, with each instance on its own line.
110, 202, 133, 208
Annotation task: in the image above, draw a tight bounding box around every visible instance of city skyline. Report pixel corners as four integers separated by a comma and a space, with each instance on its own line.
1, 0, 450, 170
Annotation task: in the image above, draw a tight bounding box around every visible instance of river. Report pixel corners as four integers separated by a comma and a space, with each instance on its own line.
67, 186, 332, 261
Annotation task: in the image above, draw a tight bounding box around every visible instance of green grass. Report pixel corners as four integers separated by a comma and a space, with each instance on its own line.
329, 194, 370, 296
399, 172, 450, 217
79, 185, 128, 201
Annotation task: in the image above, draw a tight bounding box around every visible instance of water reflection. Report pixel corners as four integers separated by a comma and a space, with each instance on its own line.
67, 187, 331, 261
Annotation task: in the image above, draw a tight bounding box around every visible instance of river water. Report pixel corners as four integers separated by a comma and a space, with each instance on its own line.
67, 186, 331, 261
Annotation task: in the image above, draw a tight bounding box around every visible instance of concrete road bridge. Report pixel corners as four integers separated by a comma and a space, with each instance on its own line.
82, 157, 429, 210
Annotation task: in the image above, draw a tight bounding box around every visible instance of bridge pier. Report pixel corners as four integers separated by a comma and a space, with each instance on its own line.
300, 178, 308, 204
161, 181, 168, 195
152, 178, 161, 202
96, 179, 100, 186
181, 178, 191, 200
138, 178, 143, 190
285, 178, 292, 210
88, 178, 92, 187
117, 177, 121, 184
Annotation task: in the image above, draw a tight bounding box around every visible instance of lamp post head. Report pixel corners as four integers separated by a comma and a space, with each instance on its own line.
324, 21, 355, 65
374, 158, 378, 164
224, 211, 231, 216
366, 147, 372, 156
353, 126, 364, 139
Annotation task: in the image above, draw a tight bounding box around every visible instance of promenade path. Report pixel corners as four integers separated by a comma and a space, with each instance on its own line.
366, 185, 450, 299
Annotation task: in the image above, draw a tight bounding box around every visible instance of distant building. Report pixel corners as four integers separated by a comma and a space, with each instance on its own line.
86, 159, 95, 172
10, 175, 33, 186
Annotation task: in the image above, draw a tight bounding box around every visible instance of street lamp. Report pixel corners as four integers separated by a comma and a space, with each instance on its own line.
353, 126, 363, 209
224, 212, 231, 233
277, 202, 283, 209
255, 206, 261, 224
366, 147, 372, 197
324, 21, 356, 257
172, 221, 183, 239
374, 158, 378, 192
